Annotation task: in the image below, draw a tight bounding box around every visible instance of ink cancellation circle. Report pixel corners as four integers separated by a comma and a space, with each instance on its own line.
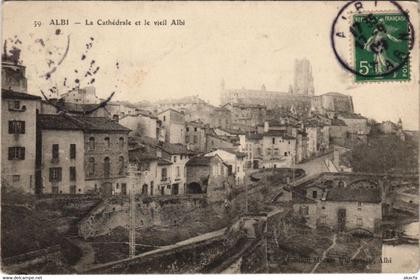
331, 0, 415, 81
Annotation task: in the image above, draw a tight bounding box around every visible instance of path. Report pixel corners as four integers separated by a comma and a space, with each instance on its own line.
310, 233, 337, 273
72, 238, 96, 273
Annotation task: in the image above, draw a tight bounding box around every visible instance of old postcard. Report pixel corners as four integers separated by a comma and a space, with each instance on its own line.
1, 0, 419, 276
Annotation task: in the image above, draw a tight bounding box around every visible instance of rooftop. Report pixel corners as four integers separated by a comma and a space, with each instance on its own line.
73, 116, 131, 132
331, 118, 347, 126
128, 147, 159, 162
38, 114, 83, 131
186, 156, 214, 166
2, 89, 41, 100
326, 187, 381, 203
338, 112, 367, 120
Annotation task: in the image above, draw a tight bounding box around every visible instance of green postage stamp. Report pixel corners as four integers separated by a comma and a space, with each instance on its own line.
352, 13, 411, 82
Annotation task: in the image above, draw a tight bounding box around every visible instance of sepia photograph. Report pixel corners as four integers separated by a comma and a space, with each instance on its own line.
0, 0, 419, 276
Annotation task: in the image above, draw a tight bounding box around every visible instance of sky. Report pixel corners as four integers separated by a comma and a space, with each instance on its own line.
2, 1, 419, 129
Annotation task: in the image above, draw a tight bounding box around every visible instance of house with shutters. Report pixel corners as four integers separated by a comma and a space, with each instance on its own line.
37, 114, 86, 194
2, 89, 41, 193
1, 55, 42, 193
35, 113, 130, 195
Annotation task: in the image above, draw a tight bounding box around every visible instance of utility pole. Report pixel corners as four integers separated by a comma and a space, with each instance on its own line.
245, 179, 248, 214
128, 164, 138, 259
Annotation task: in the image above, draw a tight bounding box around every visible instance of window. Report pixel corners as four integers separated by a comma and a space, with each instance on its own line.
312, 190, 317, 199
320, 215, 327, 225
12, 175, 20, 182
186, 127, 189, 132
70, 185, 76, 194
69, 167, 76, 181
272, 138, 275, 144
163, 116, 166, 121
193, 135, 198, 144
8, 120, 25, 134
49, 167, 62, 182
274, 148, 279, 156
266, 148, 271, 156
104, 157, 111, 177
118, 156, 125, 175
284, 152, 288, 156
119, 137, 125, 149
52, 144, 59, 160
194, 127, 197, 132
88, 157, 95, 176
174, 156, 177, 162
104, 137, 110, 149
8, 100, 20, 110
176, 166, 180, 177
88, 137, 95, 151
161, 168, 167, 181
357, 217, 363, 226
70, 144, 76, 159
8, 147, 25, 160
300, 206, 309, 215
185, 135, 190, 143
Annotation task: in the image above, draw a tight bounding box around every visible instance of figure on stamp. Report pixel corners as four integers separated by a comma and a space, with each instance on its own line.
364, 19, 402, 74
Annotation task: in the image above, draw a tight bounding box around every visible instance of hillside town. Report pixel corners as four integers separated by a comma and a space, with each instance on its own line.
2, 49, 418, 274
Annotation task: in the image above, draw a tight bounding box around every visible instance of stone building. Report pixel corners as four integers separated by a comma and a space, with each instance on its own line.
205, 148, 247, 185
61, 86, 100, 104
37, 114, 86, 194
337, 112, 369, 144
261, 130, 296, 168
222, 103, 266, 132
311, 92, 354, 116
185, 120, 208, 153
241, 133, 264, 169
156, 142, 191, 196
292, 58, 314, 96
77, 116, 131, 196
293, 183, 382, 234
185, 155, 231, 202
1, 56, 41, 193
157, 109, 186, 144
119, 110, 158, 139
206, 133, 240, 153
220, 86, 311, 112
329, 118, 348, 146
2, 90, 41, 193
128, 146, 159, 196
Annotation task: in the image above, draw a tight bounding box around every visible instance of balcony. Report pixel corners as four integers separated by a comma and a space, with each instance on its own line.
50, 158, 59, 164
160, 177, 170, 183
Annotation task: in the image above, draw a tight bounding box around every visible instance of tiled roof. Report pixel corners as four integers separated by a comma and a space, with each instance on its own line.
331, 118, 347, 126
246, 133, 263, 140
38, 114, 83, 130
186, 156, 214, 166
326, 187, 381, 203
73, 116, 131, 132
2, 89, 41, 100
160, 142, 191, 155
128, 147, 158, 162
338, 112, 367, 120
158, 159, 173, 166
156, 95, 207, 105
263, 130, 296, 139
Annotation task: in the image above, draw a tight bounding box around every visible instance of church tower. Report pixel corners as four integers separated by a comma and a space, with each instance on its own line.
293, 58, 314, 96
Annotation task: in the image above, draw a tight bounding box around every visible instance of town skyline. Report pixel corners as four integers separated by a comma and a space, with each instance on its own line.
2, 1, 419, 130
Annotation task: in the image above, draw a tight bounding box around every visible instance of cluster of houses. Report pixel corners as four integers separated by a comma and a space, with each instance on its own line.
2, 55, 405, 205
